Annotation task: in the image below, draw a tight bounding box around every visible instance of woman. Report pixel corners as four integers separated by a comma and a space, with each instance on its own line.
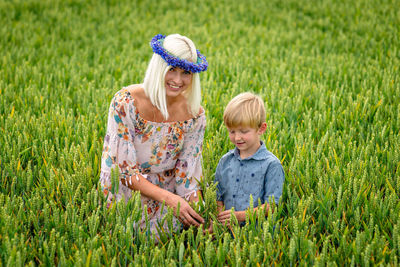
100, 34, 208, 236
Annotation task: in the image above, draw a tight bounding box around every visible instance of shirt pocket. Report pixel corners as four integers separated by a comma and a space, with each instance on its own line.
241, 170, 264, 196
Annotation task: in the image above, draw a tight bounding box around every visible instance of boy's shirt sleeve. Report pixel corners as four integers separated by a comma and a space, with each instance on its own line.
263, 161, 285, 205
214, 161, 224, 201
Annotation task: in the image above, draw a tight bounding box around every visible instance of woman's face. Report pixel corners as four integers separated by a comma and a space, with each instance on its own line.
164, 67, 193, 98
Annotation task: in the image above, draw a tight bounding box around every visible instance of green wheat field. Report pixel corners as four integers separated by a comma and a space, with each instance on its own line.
1, 0, 399, 265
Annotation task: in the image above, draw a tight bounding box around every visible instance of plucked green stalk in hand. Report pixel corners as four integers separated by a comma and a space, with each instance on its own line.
190, 181, 219, 228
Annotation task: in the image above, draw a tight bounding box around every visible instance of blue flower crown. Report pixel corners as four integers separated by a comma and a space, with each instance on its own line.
150, 34, 208, 73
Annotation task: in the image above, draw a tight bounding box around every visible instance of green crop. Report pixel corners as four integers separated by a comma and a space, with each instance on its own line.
1, 0, 399, 265
189, 178, 219, 230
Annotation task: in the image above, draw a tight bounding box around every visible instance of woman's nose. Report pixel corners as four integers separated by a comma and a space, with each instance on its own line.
172, 72, 182, 84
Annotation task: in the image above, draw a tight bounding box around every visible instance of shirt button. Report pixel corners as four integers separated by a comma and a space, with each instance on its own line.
233, 195, 236, 198
240, 163, 243, 166
236, 179, 239, 182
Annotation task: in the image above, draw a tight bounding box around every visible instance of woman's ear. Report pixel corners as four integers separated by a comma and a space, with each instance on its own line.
258, 122, 267, 134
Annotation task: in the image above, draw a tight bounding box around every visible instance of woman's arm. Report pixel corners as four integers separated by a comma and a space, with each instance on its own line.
188, 190, 202, 203
100, 90, 204, 227
121, 174, 204, 226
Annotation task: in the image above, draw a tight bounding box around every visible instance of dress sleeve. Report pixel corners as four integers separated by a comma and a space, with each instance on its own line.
99, 90, 139, 202
174, 113, 206, 200
263, 161, 285, 205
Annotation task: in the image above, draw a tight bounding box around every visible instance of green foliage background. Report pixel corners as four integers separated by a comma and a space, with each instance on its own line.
1, 0, 399, 265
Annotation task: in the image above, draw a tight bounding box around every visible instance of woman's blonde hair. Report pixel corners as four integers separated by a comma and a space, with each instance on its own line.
223, 92, 266, 129
143, 34, 201, 119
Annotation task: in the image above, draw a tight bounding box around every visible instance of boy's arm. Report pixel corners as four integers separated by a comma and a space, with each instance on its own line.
217, 201, 224, 213
217, 200, 246, 223
263, 162, 285, 207
252, 203, 271, 215
217, 203, 272, 224
217, 209, 246, 223
238, 203, 271, 222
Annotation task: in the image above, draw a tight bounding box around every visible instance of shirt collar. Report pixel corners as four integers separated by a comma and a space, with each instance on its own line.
233, 141, 269, 160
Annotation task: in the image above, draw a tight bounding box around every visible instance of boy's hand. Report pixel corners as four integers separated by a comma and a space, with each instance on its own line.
202, 221, 214, 234
217, 210, 246, 225
208, 223, 213, 233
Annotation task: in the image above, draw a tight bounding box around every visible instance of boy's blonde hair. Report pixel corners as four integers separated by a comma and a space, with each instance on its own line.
223, 92, 266, 129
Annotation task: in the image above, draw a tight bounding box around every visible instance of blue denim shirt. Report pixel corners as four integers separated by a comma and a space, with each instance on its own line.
214, 142, 284, 211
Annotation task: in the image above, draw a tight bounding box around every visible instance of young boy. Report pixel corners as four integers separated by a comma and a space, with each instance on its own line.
214, 92, 285, 225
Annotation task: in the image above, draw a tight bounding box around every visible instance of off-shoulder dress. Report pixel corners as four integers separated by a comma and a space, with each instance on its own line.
100, 87, 205, 234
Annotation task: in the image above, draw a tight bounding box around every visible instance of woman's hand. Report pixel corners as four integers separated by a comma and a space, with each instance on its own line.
121, 174, 204, 226
166, 193, 205, 227
217, 210, 246, 225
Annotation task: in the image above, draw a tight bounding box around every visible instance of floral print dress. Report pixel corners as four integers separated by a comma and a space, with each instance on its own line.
100, 87, 205, 235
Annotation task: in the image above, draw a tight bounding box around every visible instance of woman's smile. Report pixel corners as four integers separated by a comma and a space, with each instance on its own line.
164, 67, 192, 97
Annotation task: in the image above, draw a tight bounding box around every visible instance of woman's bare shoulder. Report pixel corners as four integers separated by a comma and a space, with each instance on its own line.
125, 84, 148, 103
124, 84, 155, 115
198, 106, 205, 115
125, 84, 144, 96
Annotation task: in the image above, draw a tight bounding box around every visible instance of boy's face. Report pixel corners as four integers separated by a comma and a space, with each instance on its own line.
227, 123, 267, 158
